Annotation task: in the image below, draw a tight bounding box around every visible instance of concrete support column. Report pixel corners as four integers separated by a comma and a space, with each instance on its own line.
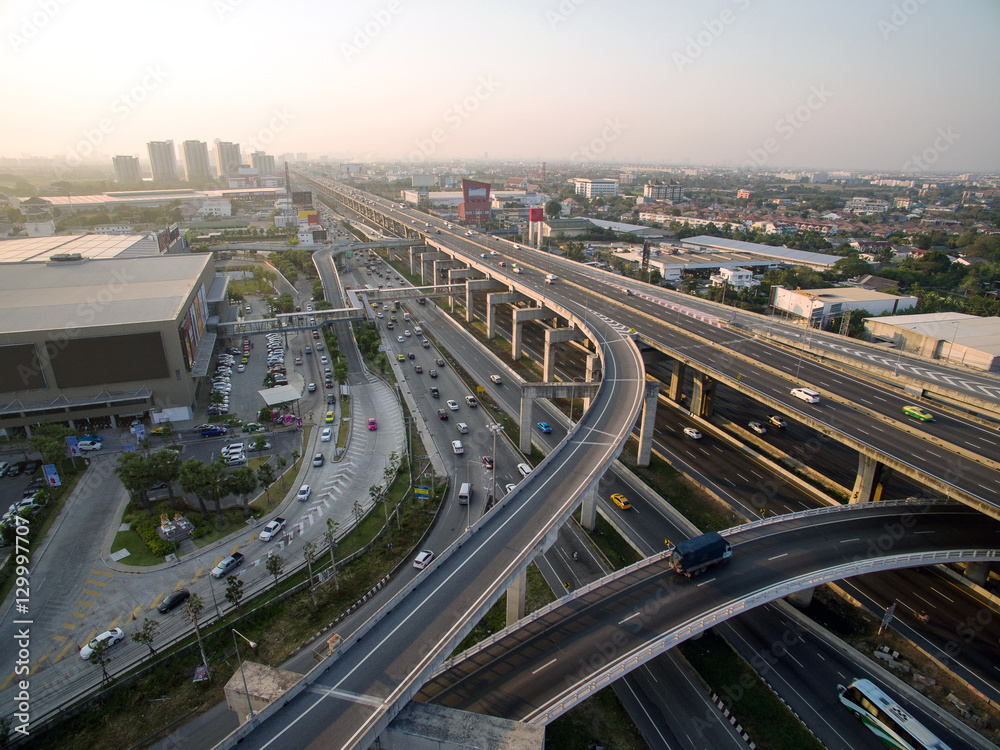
583, 353, 599, 411
544, 326, 586, 383
420, 253, 448, 285
486, 292, 519, 340
579, 483, 598, 531
506, 570, 527, 625
512, 321, 524, 360
637, 381, 660, 467
850, 454, 889, 504
668, 359, 686, 402
465, 284, 475, 323
109, 414, 118, 428
965, 562, 991, 586
787, 587, 814, 608
690, 372, 716, 418
408, 247, 422, 277
518, 395, 534, 453
512, 306, 551, 362
387, 246, 396, 262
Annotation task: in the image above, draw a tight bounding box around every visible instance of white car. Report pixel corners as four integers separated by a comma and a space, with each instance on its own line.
296, 484, 312, 502
517, 462, 532, 478
80, 628, 124, 660
397, 336, 404, 343
77, 440, 102, 451
447, 400, 459, 411
683, 427, 702, 440
489, 374, 502, 385
404, 330, 411, 337
259, 519, 284, 542
452, 440, 464, 454
220, 443, 245, 458
320, 428, 332, 442
413, 549, 435, 570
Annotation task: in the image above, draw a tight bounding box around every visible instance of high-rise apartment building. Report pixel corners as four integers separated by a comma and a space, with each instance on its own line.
643, 181, 683, 201
147, 141, 178, 182
112, 155, 142, 184
573, 178, 619, 198
182, 140, 211, 182
214, 141, 241, 178
251, 151, 276, 177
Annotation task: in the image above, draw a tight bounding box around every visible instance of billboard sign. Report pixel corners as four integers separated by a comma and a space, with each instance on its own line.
529, 208, 544, 222
65, 436, 80, 458
42, 464, 61, 488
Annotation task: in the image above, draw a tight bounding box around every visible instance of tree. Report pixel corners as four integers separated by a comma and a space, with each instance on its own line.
332, 358, 349, 384
275, 455, 288, 489
303, 541, 318, 608
115, 452, 156, 514
132, 618, 161, 659
544, 199, 562, 219
256, 462, 275, 504
370, 484, 392, 549
183, 593, 209, 680
377, 354, 388, 374
324, 519, 340, 591
178, 459, 214, 522
227, 466, 258, 518
225, 575, 245, 611
148, 449, 182, 508
27, 435, 66, 466
352, 499, 364, 528
265, 553, 284, 590
86, 640, 114, 686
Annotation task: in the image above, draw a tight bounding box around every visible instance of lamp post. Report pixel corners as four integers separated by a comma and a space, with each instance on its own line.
487, 422, 503, 508
232, 628, 257, 721
208, 574, 222, 619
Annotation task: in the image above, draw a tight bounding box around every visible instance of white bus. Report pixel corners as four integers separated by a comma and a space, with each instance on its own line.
838, 679, 951, 750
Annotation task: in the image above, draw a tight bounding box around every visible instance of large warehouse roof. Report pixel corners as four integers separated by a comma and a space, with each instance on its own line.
680, 236, 838, 269
0, 254, 212, 334
0, 233, 162, 262
866, 312, 1000, 355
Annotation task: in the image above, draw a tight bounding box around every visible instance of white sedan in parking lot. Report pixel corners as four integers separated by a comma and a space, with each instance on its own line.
77, 440, 102, 451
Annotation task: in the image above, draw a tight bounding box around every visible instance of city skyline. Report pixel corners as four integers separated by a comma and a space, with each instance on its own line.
2, 0, 999, 173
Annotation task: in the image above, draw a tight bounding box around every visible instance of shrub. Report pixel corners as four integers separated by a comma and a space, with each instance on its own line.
132, 518, 174, 557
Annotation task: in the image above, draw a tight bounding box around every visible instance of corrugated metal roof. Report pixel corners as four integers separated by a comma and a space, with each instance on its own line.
680, 236, 838, 268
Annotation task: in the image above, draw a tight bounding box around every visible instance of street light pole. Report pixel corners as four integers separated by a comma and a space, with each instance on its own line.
488, 422, 503, 508
232, 628, 258, 721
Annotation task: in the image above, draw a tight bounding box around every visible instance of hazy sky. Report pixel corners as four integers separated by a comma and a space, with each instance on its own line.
3, 0, 999, 172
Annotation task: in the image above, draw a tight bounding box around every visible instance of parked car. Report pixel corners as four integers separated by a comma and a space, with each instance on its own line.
157, 589, 191, 614
80, 628, 125, 659
211, 552, 245, 579
77, 440, 102, 451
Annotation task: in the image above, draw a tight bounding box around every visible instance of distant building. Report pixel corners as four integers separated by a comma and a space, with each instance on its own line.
215, 141, 242, 178
844, 197, 890, 215
459, 179, 491, 226
251, 151, 276, 177
736, 188, 751, 200
147, 141, 178, 182
411, 174, 435, 188
182, 141, 211, 182
505, 177, 529, 190
94, 225, 136, 235
893, 197, 912, 209
201, 198, 232, 217
619, 172, 637, 185
710, 266, 758, 289
855, 274, 900, 293
340, 163, 363, 174
865, 312, 1000, 371
771, 286, 917, 325
229, 165, 259, 189
112, 155, 142, 185
643, 181, 682, 201
574, 178, 619, 198
542, 218, 592, 239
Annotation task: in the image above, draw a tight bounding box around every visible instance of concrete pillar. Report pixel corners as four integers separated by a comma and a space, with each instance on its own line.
668, 359, 686, 402
519, 395, 534, 453
512, 306, 551, 362
544, 326, 586, 383
465, 284, 475, 323
512, 320, 523, 360
420, 253, 448, 285
408, 246, 422, 277
850, 454, 889, 504
579, 483, 598, 531
109, 414, 118, 428
486, 292, 519, 340
583, 353, 599, 411
637, 381, 660, 467
787, 587, 814, 608
965, 562, 991, 586
387, 246, 396, 262
433, 259, 456, 285
690, 372, 716, 418
506, 570, 527, 625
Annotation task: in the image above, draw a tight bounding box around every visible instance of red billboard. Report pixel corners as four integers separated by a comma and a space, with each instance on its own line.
529, 207, 544, 222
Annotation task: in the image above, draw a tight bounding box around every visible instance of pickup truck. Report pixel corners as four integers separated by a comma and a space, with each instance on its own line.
211, 552, 245, 578
259, 518, 286, 542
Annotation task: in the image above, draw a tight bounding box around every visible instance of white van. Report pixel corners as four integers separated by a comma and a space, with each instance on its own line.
790, 387, 820, 403
456, 422, 469, 434
458, 482, 471, 505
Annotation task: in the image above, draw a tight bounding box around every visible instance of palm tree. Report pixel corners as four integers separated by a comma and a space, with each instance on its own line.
149, 449, 182, 508
227, 466, 258, 518
178, 459, 212, 520
114, 453, 156, 514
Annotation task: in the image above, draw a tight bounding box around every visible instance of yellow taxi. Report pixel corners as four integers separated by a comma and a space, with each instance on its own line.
325, 410, 335, 423
611, 493, 631, 510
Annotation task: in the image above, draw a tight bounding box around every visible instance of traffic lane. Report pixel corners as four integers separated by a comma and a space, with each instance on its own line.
421, 506, 999, 721
719, 606, 884, 750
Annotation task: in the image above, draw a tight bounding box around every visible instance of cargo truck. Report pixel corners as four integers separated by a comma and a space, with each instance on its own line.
670, 531, 732, 577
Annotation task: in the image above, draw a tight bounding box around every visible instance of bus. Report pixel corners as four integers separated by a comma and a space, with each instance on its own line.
837, 679, 952, 750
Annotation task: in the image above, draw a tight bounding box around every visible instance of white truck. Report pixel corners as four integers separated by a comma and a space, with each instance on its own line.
259, 517, 286, 542
545, 273, 557, 284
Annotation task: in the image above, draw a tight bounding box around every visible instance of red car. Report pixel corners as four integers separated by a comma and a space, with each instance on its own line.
482, 456, 494, 470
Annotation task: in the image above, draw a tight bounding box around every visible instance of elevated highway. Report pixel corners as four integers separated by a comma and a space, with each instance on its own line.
217, 290, 646, 749
418, 500, 1000, 723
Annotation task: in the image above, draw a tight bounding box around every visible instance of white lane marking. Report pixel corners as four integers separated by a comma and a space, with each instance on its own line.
929, 587, 954, 603
697, 578, 716, 587
769, 553, 788, 561
532, 658, 557, 675
839, 538, 860, 544
618, 611, 642, 625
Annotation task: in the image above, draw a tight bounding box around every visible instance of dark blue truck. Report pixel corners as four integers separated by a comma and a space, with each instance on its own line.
670, 531, 732, 577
